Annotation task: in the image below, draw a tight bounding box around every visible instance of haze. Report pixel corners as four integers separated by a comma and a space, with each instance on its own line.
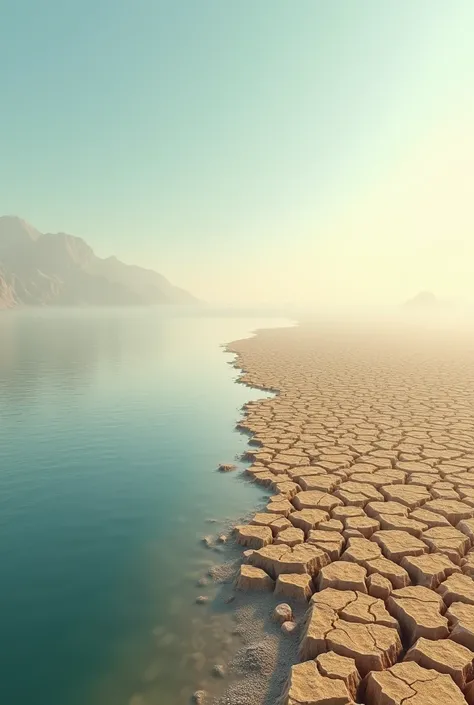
1, 1, 474, 306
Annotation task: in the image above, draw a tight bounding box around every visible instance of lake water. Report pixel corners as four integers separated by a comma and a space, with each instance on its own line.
0, 308, 290, 705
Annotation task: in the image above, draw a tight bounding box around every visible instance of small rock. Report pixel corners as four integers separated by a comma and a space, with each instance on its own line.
192, 691, 206, 704
201, 536, 213, 548
272, 603, 293, 624
196, 596, 209, 605
218, 534, 227, 544
281, 621, 297, 635
197, 577, 208, 587
225, 595, 236, 604
218, 463, 237, 472
212, 664, 225, 678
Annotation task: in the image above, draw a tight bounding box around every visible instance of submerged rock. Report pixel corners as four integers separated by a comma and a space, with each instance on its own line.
212, 664, 226, 678
218, 463, 237, 472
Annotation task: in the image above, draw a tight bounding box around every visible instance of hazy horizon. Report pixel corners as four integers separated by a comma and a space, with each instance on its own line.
2, 1, 474, 306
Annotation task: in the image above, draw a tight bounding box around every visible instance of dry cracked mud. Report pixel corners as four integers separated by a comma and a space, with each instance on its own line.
215, 321, 474, 705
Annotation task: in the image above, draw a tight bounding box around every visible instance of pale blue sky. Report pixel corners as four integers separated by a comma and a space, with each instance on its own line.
1, 1, 474, 304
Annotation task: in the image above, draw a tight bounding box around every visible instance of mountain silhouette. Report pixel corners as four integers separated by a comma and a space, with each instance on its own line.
0, 216, 197, 308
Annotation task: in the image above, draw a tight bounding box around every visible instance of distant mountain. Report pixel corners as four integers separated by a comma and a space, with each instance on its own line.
0, 216, 198, 308
404, 291, 440, 309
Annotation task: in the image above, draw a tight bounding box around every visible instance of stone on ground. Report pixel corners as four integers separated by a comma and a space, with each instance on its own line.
272, 603, 293, 624
281, 620, 297, 635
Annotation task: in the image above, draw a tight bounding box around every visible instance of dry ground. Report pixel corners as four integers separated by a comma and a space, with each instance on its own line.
223, 319, 474, 705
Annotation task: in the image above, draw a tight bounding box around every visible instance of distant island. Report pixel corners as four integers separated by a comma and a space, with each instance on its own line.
403, 291, 440, 309
0, 216, 198, 308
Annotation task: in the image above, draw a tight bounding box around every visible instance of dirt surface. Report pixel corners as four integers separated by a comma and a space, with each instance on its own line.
215, 319, 474, 705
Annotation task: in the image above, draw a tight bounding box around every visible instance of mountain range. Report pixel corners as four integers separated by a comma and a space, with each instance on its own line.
0, 216, 197, 308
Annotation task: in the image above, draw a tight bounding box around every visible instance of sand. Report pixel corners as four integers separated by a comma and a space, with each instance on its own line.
204, 319, 474, 705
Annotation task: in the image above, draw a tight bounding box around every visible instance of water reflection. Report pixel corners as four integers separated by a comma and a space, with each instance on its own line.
0, 308, 290, 705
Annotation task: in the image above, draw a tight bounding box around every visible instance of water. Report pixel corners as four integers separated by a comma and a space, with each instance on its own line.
0, 308, 290, 705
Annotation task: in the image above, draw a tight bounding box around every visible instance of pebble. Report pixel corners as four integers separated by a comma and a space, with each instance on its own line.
212, 664, 226, 678
281, 621, 297, 635
196, 596, 209, 605
272, 603, 293, 624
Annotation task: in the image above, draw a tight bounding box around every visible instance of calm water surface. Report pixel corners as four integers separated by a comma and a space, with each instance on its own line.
0, 308, 290, 705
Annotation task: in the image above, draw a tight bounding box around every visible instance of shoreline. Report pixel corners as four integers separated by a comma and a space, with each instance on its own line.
201, 320, 474, 705
184, 326, 301, 705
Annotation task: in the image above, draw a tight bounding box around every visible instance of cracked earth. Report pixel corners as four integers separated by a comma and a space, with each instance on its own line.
226, 320, 474, 704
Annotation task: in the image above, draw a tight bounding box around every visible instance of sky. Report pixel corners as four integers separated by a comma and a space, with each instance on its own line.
1, 0, 474, 306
